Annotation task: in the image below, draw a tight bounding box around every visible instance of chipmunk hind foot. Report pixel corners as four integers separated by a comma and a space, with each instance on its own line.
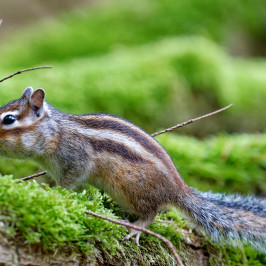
123, 212, 156, 246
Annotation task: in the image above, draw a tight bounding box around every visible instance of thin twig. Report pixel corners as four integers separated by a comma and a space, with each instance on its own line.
17, 105, 232, 182
0, 66, 52, 83
18, 171, 47, 182
151, 104, 233, 137
86, 210, 184, 266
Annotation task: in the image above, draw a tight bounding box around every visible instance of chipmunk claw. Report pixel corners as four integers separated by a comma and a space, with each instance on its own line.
123, 229, 142, 246
122, 214, 156, 246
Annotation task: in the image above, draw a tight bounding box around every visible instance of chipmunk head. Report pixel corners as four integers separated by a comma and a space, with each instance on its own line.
0, 87, 47, 157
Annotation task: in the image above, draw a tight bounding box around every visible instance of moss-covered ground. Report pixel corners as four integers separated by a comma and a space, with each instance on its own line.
0, 176, 265, 265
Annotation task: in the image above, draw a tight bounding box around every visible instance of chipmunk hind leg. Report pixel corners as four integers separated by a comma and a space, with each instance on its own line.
123, 212, 156, 246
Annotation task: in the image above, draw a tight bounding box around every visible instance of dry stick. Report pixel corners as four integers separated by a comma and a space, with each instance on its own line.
86, 210, 184, 266
0, 66, 52, 83
18, 171, 47, 182
151, 104, 233, 137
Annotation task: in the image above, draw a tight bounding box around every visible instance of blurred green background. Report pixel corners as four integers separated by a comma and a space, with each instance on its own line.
0, 0, 265, 196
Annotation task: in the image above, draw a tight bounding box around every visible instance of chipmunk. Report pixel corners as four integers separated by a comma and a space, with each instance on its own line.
0, 87, 265, 252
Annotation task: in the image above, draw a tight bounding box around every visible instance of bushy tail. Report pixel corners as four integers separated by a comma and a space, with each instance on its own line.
179, 189, 266, 253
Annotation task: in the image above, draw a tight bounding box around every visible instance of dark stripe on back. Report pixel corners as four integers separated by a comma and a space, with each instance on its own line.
88, 137, 149, 165
69, 114, 176, 171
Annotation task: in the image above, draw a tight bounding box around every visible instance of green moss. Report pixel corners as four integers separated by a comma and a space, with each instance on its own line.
0, 0, 265, 134
0, 176, 264, 264
1, 37, 266, 135
0, 159, 40, 178
0, 0, 265, 68
0, 177, 118, 253
0, 176, 182, 264
157, 133, 266, 195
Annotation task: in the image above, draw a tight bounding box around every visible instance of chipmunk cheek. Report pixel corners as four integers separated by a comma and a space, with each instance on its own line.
2, 135, 17, 146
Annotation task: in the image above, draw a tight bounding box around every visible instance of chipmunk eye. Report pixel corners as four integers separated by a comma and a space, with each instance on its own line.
3, 115, 16, 125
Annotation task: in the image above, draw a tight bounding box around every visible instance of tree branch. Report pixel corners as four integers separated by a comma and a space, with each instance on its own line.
151, 104, 233, 137
0, 66, 52, 83
86, 210, 184, 266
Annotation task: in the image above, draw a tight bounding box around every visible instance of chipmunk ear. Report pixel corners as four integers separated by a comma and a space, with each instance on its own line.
30, 89, 45, 112
21, 87, 33, 99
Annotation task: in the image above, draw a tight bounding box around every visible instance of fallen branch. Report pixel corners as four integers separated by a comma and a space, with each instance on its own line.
0, 66, 52, 83
18, 171, 47, 182
86, 210, 184, 266
151, 104, 233, 137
